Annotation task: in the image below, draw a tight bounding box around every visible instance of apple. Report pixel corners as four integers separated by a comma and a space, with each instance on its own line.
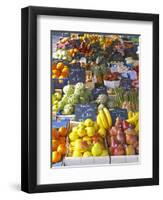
82, 136, 92, 144
110, 126, 118, 136
113, 144, 125, 156
122, 120, 129, 130
117, 130, 126, 144
70, 141, 75, 147
101, 149, 109, 156
98, 127, 106, 138
83, 151, 92, 157
73, 150, 82, 157
73, 139, 89, 153
84, 118, 94, 127
117, 128, 123, 135
77, 127, 87, 137
126, 133, 137, 145
125, 127, 136, 135
80, 141, 89, 152
128, 124, 135, 129
68, 145, 74, 153
69, 131, 79, 141
73, 139, 82, 151
85, 126, 95, 137
54, 92, 62, 101
72, 126, 78, 133
110, 136, 118, 148
125, 145, 135, 155
52, 100, 59, 105
78, 121, 85, 129
115, 117, 122, 128
92, 134, 103, 144
91, 143, 103, 156
133, 141, 139, 148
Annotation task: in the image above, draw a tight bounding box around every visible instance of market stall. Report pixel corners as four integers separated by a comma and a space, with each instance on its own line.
51, 32, 139, 168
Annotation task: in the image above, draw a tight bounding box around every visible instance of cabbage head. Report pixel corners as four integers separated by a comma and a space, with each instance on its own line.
62, 104, 74, 115
63, 85, 75, 95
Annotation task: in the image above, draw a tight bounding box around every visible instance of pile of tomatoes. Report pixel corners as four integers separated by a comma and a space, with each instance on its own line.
52, 127, 68, 164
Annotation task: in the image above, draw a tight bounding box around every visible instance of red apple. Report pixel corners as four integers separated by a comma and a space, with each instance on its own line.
125, 127, 136, 135
117, 133, 126, 144
92, 134, 103, 144
128, 124, 135, 129
126, 133, 138, 145
113, 144, 125, 156
117, 128, 123, 134
80, 141, 89, 150
115, 117, 122, 128
122, 120, 129, 130
125, 145, 135, 155
133, 141, 139, 148
110, 136, 118, 148
110, 126, 118, 136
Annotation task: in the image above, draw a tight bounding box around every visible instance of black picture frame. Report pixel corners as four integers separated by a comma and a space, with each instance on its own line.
21, 6, 159, 193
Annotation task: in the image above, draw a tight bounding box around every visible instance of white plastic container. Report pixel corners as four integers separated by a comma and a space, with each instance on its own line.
110, 155, 139, 164
104, 80, 120, 88
110, 156, 126, 164
63, 156, 110, 166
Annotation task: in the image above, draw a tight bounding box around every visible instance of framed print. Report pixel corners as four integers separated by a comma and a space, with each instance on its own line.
21, 6, 159, 193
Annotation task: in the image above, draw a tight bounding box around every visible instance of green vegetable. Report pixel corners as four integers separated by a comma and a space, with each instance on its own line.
74, 89, 85, 96
114, 88, 138, 111
58, 100, 66, 110
62, 104, 74, 115
79, 95, 89, 103
96, 94, 108, 104
63, 85, 75, 95
91, 63, 108, 76
75, 82, 84, 90
68, 94, 79, 105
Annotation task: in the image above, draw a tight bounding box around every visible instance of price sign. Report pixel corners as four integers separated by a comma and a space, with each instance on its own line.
75, 104, 97, 121
120, 78, 132, 90
110, 108, 128, 124
92, 86, 107, 99
69, 66, 85, 84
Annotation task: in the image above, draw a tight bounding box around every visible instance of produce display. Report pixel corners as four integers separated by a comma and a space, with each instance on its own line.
51, 31, 139, 167
68, 119, 108, 157
52, 127, 68, 163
